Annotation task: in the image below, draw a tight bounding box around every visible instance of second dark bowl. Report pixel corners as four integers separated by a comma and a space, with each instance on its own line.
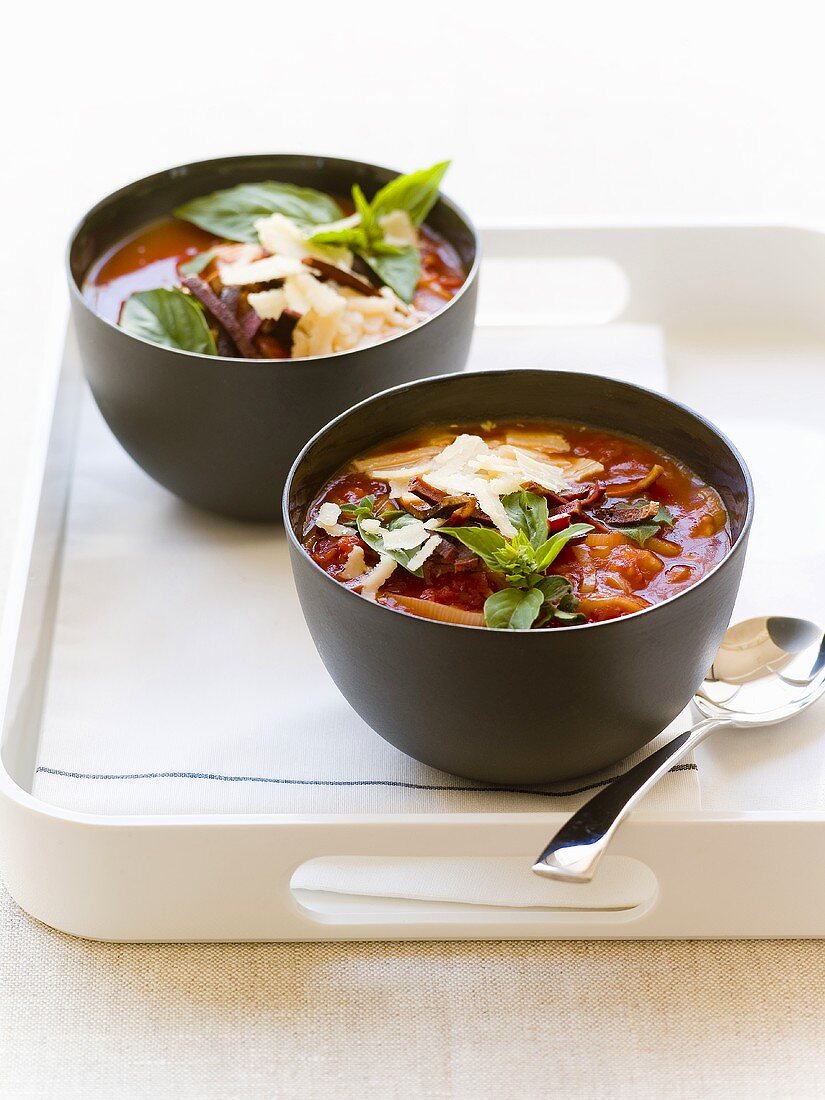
284, 369, 753, 784
67, 154, 479, 521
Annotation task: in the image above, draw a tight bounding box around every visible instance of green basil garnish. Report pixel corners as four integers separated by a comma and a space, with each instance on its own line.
339, 495, 377, 525
356, 513, 429, 576
358, 247, 421, 304
339, 496, 407, 527
534, 576, 586, 627
370, 160, 450, 226
174, 182, 343, 244
618, 504, 675, 546
501, 490, 550, 551
439, 520, 591, 588
484, 577, 582, 630
533, 524, 594, 571
436, 526, 507, 572
120, 288, 216, 355
439, 492, 592, 630
484, 587, 544, 630
307, 161, 450, 302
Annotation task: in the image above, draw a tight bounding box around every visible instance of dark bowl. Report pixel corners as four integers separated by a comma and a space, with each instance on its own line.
67, 154, 479, 522
284, 369, 753, 784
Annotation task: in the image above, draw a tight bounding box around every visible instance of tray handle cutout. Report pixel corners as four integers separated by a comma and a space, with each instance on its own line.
291, 855, 657, 926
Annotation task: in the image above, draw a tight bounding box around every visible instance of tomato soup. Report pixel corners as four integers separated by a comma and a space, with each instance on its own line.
82, 162, 466, 361
302, 421, 730, 629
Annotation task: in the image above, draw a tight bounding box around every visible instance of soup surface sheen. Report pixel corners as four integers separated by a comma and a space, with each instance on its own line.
302, 420, 730, 628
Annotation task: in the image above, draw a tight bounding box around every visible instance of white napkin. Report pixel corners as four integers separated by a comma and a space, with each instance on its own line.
33, 323, 698, 911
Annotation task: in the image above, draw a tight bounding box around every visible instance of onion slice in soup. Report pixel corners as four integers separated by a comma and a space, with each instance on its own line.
389, 594, 485, 627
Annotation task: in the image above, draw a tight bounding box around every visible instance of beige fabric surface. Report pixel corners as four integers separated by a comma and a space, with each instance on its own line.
2, 884, 825, 1100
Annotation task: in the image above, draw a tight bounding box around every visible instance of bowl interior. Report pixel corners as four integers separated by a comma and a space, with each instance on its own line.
68, 154, 477, 294
286, 369, 752, 544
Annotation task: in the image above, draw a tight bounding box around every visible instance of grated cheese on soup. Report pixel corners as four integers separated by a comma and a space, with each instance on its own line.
359, 555, 398, 599
315, 502, 350, 537
356, 432, 603, 537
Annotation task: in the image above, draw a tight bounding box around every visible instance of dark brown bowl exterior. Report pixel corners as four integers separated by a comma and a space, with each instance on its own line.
284, 369, 753, 784
67, 155, 479, 522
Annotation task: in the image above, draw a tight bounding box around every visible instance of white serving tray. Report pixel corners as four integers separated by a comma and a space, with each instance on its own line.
2, 225, 825, 942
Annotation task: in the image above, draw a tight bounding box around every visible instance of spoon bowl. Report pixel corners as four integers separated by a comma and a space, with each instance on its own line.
533, 615, 825, 883
696, 616, 825, 723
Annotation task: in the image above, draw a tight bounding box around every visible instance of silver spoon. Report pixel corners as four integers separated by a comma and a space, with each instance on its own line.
532, 616, 825, 883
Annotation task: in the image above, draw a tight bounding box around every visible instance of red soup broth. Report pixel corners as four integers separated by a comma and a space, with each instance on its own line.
83, 218, 466, 335
302, 421, 731, 626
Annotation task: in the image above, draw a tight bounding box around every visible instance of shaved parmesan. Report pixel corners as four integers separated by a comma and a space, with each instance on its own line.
219, 255, 308, 286
471, 480, 517, 537
211, 242, 263, 266
381, 519, 431, 551
294, 273, 344, 316
379, 209, 418, 247
289, 274, 348, 357
432, 433, 490, 471
355, 444, 445, 477
339, 545, 367, 580
371, 462, 433, 481
254, 213, 352, 267
358, 516, 432, 552
343, 432, 582, 541
359, 554, 397, 599
510, 447, 569, 492
345, 293, 400, 317
315, 502, 350, 537
406, 534, 441, 572
387, 477, 412, 498
505, 429, 570, 453
554, 456, 605, 482
247, 288, 287, 320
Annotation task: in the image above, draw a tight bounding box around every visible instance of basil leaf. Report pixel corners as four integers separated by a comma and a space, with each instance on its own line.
535, 575, 572, 603
438, 526, 507, 571
483, 587, 544, 631
533, 575, 585, 626
553, 608, 586, 624
501, 491, 549, 550
621, 524, 658, 546
359, 246, 421, 303
352, 184, 378, 242
307, 225, 366, 249
356, 514, 426, 576
533, 523, 593, 571
174, 182, 343, 243
339, 495, 376, 526
370, 160, 451, 226
120, 289, 217, 355
179, 249, 216, 276
486, 531, 541, 587
616, 506, 674, 547
339, 495, 375, 515
310, 180, 423, 301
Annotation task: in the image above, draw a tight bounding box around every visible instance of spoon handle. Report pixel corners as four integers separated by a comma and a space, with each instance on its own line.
532, 717, 724, 883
